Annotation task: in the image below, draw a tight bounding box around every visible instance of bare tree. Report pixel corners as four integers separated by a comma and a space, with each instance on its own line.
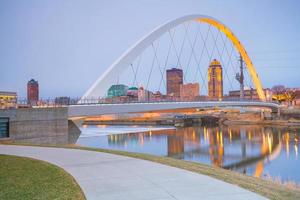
284, 89, 297, 106
272, 85, 286, 103
272, 85, 285, 95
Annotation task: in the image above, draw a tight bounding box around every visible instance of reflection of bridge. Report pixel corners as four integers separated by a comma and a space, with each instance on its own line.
68, 101, 279, 118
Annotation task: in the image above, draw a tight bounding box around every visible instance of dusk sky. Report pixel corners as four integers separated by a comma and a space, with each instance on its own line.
1, 0, 300, 98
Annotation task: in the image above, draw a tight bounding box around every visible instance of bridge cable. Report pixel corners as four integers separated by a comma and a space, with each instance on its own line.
191, 24, 208, 84
224, 42, 237, 91
152, 37, 166, 92
199, 24, 218, 94
184, 22, 209, 93
183, 22, 201, 82
146, 41, 160, 90
168, 29, 184, 73
130, 63, 136, 86
190, 23, 212, 94
222, 36, 252, 91
197, 24, 214, 94
158, 29, 175, 93
244, 63, 254, 91
219, 31, 241, 79
130, 51, 143, 87
213, 29, 235, 91
175, 22, 191, 83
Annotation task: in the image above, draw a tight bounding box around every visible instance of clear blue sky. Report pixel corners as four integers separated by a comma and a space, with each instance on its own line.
1, 0, 300, 98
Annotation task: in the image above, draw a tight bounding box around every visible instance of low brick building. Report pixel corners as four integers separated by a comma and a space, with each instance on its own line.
180, 83, 200, 101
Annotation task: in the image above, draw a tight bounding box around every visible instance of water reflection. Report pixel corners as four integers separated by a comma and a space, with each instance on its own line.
77, 125, 300, 183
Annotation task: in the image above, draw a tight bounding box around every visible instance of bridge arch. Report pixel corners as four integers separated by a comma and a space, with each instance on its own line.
82, 15, 266, 101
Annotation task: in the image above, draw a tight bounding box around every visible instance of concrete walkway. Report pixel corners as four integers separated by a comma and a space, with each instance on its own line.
0, 145, 266, 200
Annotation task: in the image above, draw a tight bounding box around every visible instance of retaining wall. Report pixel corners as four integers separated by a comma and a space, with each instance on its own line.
0, 107, 80, 144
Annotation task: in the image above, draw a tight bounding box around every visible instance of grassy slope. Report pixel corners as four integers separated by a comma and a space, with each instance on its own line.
0, 154, 85, 200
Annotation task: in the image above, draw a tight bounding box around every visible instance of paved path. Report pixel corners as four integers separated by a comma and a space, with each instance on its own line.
0, 145, 266, 200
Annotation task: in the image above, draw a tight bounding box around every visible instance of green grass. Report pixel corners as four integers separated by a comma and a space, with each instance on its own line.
0, 154, 85, 200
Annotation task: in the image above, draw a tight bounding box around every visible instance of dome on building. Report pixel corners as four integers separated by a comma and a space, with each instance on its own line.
128, 86, 138, 90
210, 59, 221, 66
107, 84, 128, 97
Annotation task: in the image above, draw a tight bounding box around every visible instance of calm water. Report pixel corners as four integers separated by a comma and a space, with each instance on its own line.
77, 125, 300, 183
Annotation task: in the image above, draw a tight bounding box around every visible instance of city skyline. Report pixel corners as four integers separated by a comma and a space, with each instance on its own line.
1, 0, 300, 98
1, 2, 300, 199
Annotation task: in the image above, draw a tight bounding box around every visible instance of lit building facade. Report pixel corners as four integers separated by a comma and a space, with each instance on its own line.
138, 87, 151, 102
166, 68, 183, 98
27, 79, 39, 105
208, 59, 223, 100
107, 84, 128, 98
228, 88, 273, 101
180, 83, 200, 101
0, 91, 17, 109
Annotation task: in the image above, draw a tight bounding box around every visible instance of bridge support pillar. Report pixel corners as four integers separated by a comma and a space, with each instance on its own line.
271, 108, 281, 119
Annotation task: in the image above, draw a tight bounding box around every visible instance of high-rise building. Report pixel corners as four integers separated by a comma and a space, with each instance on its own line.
27, 79, 39, 105
166, 68, 183, 97
180, 83, 200, 101
208, 59, 223, 100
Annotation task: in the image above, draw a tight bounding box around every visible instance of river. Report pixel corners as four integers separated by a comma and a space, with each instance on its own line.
77, 124, 300, 184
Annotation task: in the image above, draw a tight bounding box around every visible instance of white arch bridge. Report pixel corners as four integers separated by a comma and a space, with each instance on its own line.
71, 15, 277, 118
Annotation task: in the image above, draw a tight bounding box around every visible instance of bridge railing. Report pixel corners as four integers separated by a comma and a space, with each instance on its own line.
3, 97, 278, 109
11, 97, 278, 108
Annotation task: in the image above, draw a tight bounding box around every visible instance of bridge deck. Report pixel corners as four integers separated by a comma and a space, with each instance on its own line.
68, 101, 279, 118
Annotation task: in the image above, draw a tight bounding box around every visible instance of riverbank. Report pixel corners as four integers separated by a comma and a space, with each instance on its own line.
1, 142, 300, 199
83, 107, 300, 127
223, 107, 300, 126
223, 118, 300, 127
0, 154, 85, 200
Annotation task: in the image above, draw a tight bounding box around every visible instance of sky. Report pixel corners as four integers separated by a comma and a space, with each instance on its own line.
0, 0, 300, 98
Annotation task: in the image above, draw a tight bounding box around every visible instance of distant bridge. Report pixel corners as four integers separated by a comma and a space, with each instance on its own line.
68, 101, 280, 118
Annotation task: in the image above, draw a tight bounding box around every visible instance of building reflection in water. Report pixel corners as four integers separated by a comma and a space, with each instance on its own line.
104, 125, 300, 179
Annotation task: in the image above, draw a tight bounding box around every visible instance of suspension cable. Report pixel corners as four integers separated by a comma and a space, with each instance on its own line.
176, 22, 190, 82
152, 38, 166, 92
184, 22, 201, 81
212, 30, 235, 91
191, 24, 211, 94
146, 41, 160, 90
158, 29, 176, 93
168, 29, 184, 71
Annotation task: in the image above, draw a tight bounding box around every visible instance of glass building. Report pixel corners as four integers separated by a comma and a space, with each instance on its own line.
107, 84, 128, 97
